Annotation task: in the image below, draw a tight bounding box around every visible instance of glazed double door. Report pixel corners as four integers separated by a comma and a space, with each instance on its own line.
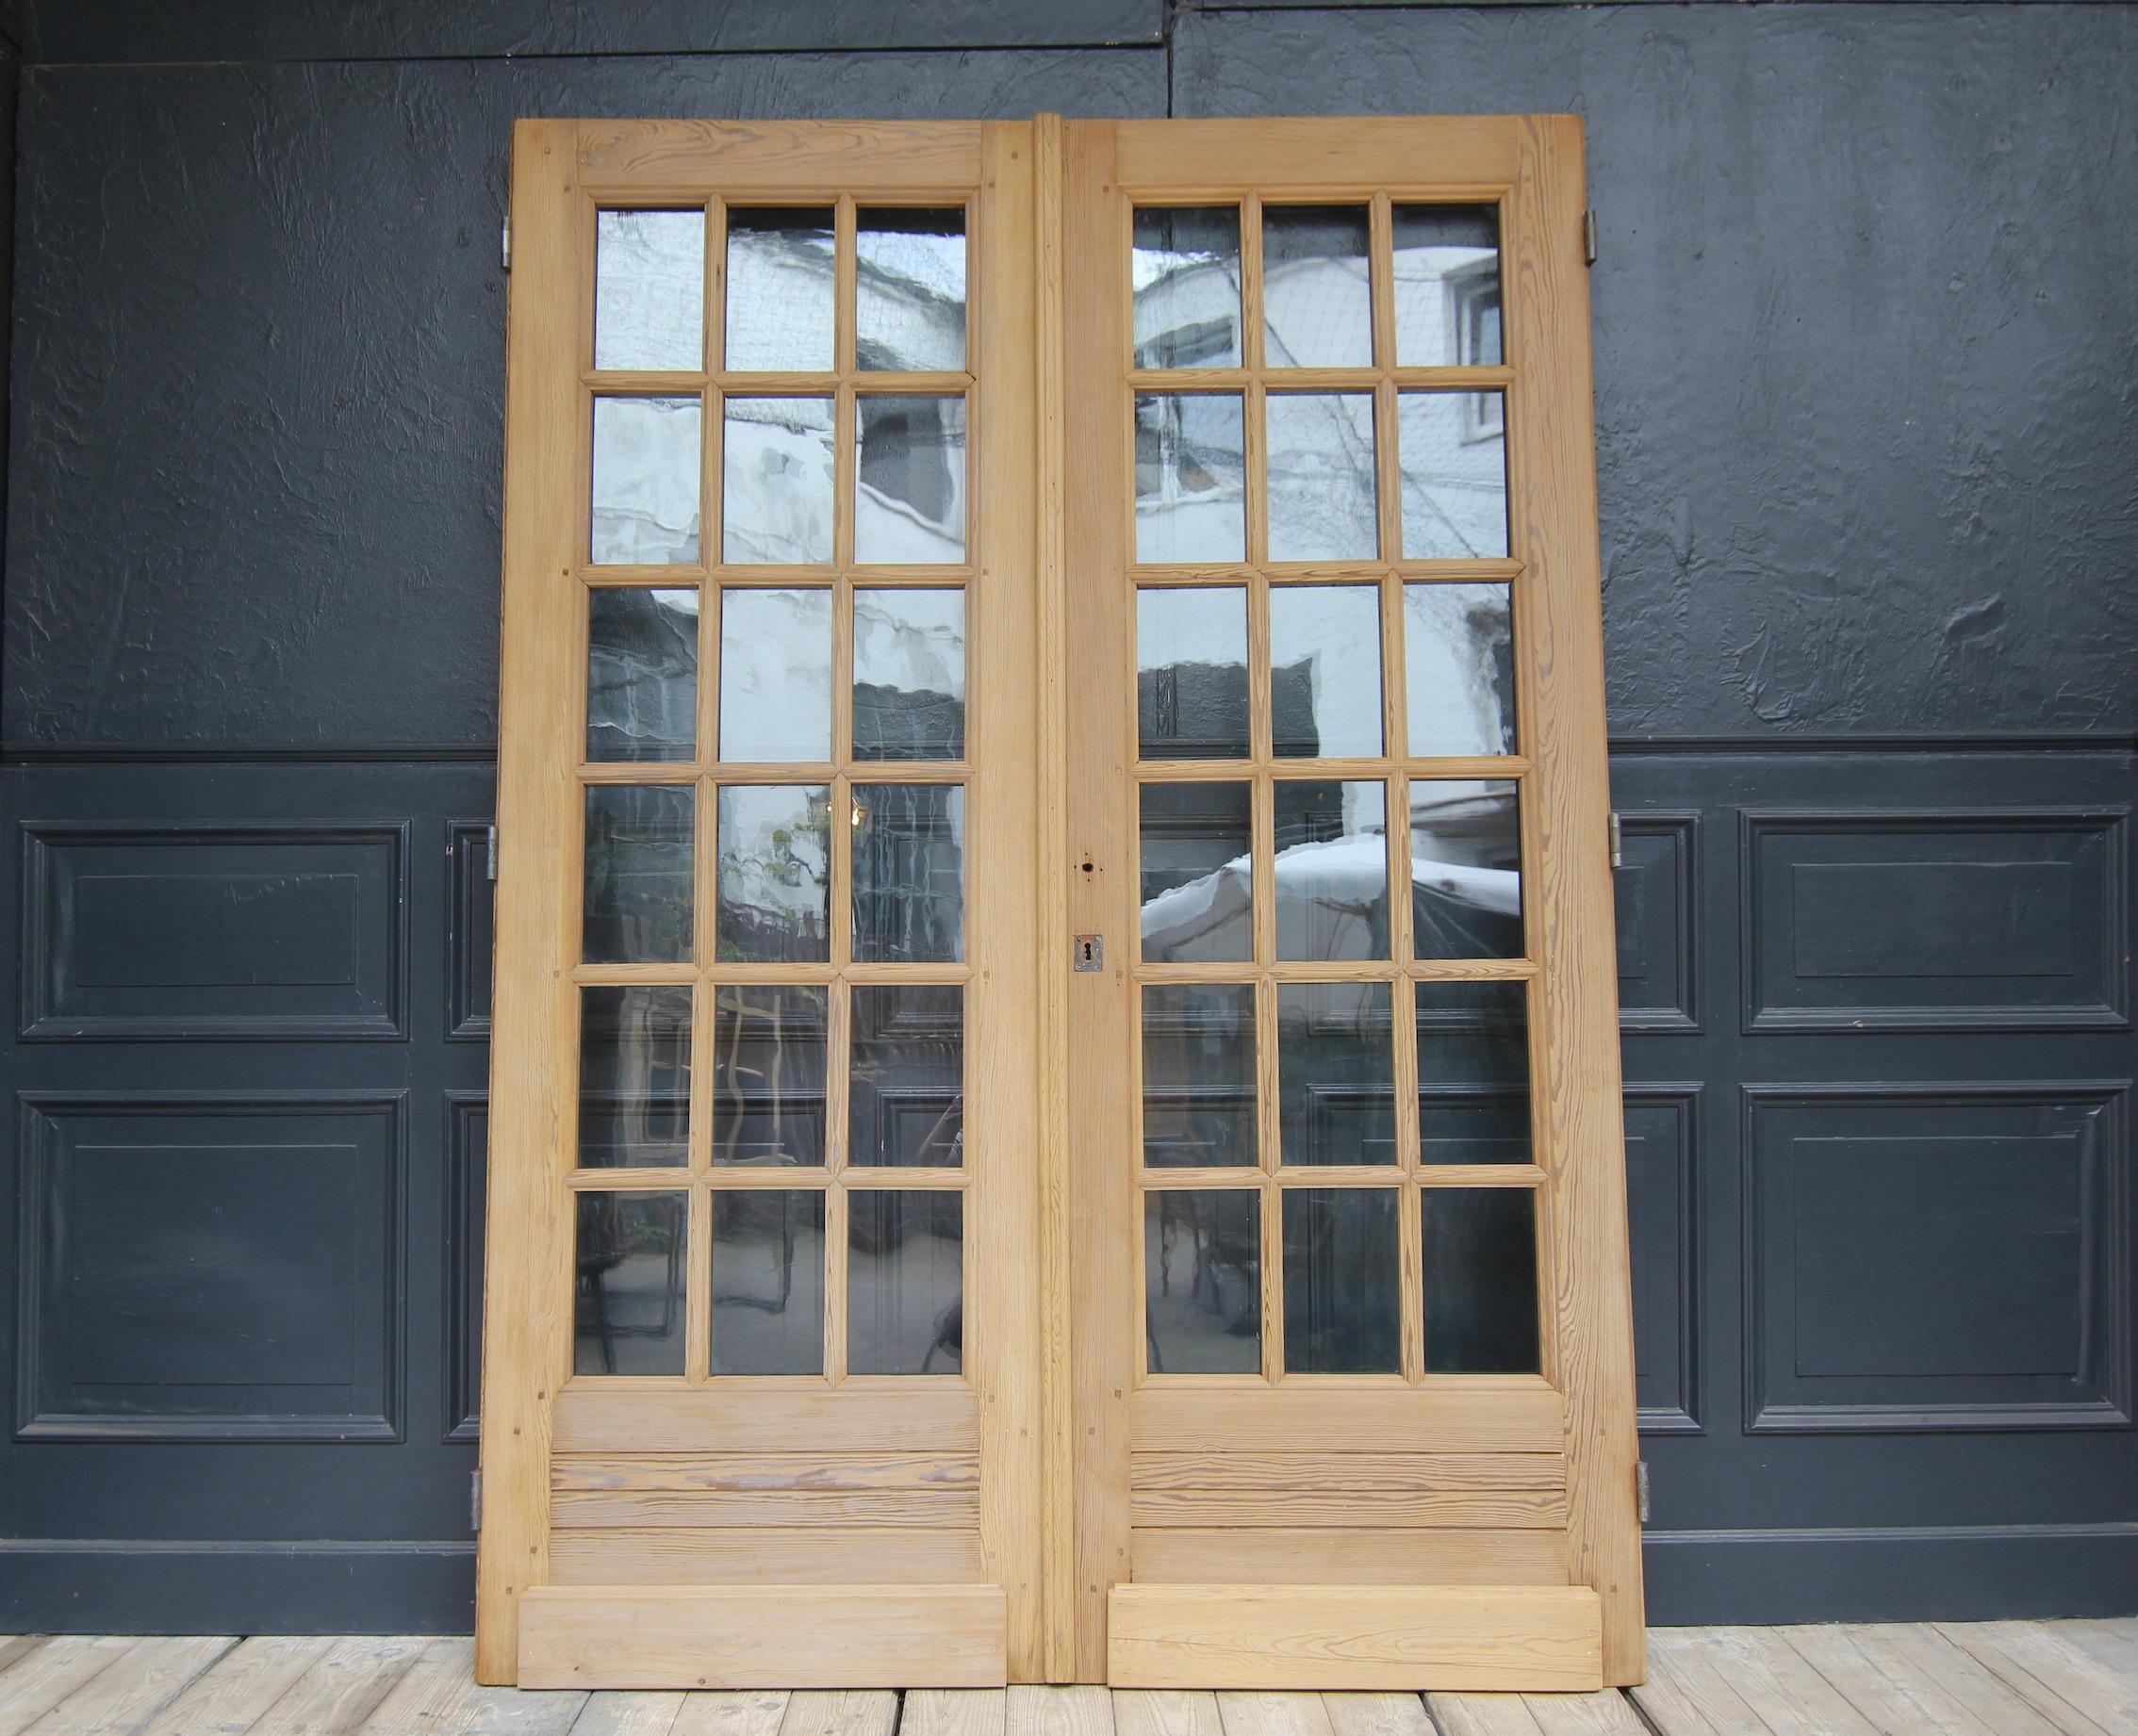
480, 115, 1640, 1693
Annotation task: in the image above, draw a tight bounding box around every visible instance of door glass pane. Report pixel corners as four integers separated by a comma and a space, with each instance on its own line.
1262, 205, 1373, 369
579, 986, 692, 1169
1267, 393, 1377, 563
1405, 582, 1515, 757
850, 783, 965, 964
1138, 587, 1250, 761
722, 397, 834, 565
710, 985, 828, 1168
857, 208, 966, 372
1142, 983, 1258, 1169
1411, 778, 1523, 959
856, 395, 967, 563
583, 785, 694, 964
1274, 779, 1388, 962
1391, 205, 1500, 368
573, 1191, 686, 1376
1145, 1189, 1260, 1374
847, 1190, 963, 1374
1135, 393, 1246, 565
591, 396, 702, 566
716, 784, 831, 963
1270, 583, 1383, 760
1282, 1187, 1399, 1373
710, 1190, 826, 1375
854, 588, 965, 762
1275, 982, 1395, 1167
1139, 781, 1252, 964
1417, 982, 1531, 1167
1132, 206, 1242, 369
588, 587, 698, 763
1399, 390, 1507, 560
724, 206, 834, 372
1423, 1187, 1539, 1373
718, 588, 831, 762
849, 985, 964, 1168
595, 209, 705, 373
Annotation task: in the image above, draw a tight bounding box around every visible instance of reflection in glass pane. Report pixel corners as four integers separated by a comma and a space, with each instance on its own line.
1145, 1190, 1260, 1373
583, 785, 694, 964
1283, 1187, 1399, 1373
1138, 588, 1249, 761
588, 588, 697, 762
1423, 1187, 1539, 1373
1270, 584, 1383, 760
711, 1190, 826, 1375
591, 397, 702, 565
851, 784, 965, 963
855, 589, 965, 762
710, 985, 828, 1168
1267, 393, 1378, 563
724, 206, 834, 372
1392, 205, 1501, 368
1131, 206, 1242, 369
1400, 391, 1508, 560
722, 397, 834, 565
1417, 982, 1531, 1167
856, 396, 967, 562
1275, 780, 1389, 962
716, 784, 831, 963
858, 208, 966, 372
579, 986, 692, 1169
573, 1191, 686, 1375
1411, 779, 1523, 960
718, 588, 831, 762
1142, 984, 1258, 1169
1135, 393, 1245, 565
848, 1190, 963, 1374
1405, 583, 1516, 757
595, 209, 705, 372
1139, 782, 1252, 964
1262, 205, 1373, 369
1276, 982, 1395, 1167
850, 986, 964, 1169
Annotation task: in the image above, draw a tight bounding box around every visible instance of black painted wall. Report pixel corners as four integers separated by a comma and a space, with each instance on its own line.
0, 0, 2132, 1632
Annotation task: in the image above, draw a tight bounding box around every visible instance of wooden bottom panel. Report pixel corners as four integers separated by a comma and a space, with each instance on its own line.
1129, 1491, 1566, 1530
549, 1386, 980, 1453
551, 1453, 979, 1492
1129, 1451, 1566, 1492
551, 1489, 982, 1529
1126, 1385, 1565, 1454
549, 1528, 986, 1585
1130, 1529, 1570, 1586
1106, 1583, 1603, 1690
517, 1584, 1008, 1688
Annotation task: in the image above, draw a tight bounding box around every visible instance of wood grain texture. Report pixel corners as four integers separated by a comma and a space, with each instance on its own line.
518, 1587, 1008, 1690
550, 1489, 983, 1530
1127, 1386, 1566, 1454
1128, 1491, 1567, 1531
548, 1387, 981, 1454
578, 122, 985, 197
1130, 1531, 1568, 1588
548, 1528, 986, 1586
1130, 1453, 1564, 1493
904, 1690, 1011, 1736
1321, 1692, 1437, 1736
551, 1455, 979, 1492
1108, 1586, 1603, 1691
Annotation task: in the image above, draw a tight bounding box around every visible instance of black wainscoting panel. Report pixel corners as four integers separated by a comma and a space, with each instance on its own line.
1615, 814, 1699, 1032
22, 822, 406, 1040
1626, 1086, 1700, 1433
443, 1093, 485, 1443
446, 821, 492, 1042
1743, 811, 2129, 1034
18, 1092, 403, 1440
1744, 1084, 2130, 1433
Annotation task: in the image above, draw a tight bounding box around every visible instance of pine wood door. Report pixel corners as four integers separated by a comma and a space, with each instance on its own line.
1059, 117, 1644, 1690
477, 119, 1045, 1689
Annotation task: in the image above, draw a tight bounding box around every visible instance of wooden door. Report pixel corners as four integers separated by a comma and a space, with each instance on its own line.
477, 120, 1044, 1689
1060, 118, 1644, 1690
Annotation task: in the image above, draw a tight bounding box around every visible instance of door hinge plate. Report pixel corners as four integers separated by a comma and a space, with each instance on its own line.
470, 1469, 483, 1532
501, 216, 512, 272
1072, 933, 1103, 973
1585, 207, 1598, 267
1608, 810, 1623, 871
485, 822, 499, 881
1636, 1461, 1651, 1524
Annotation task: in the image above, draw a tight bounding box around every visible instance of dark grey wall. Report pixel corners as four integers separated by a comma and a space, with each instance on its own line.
0, 0, 2132, 1634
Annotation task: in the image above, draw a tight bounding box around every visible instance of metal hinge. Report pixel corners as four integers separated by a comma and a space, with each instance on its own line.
1584, 207, 1598, 267
485, 822, 499, 881
501, 216, 512, 272
1636, 1461, 1651, 1525
470, 1469, 483, 1532
1608, 811, 1623, 870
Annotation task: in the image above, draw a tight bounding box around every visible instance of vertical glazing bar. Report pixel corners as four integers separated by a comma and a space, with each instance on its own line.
1255, 976, 1283, 1384
1242, 194, 1269, 573
684, 1176, 712, 1384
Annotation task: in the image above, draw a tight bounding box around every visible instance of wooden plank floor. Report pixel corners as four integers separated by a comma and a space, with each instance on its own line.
0, 1621, 2130, 1736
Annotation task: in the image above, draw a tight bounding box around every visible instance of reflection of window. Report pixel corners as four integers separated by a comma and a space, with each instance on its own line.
1135, 317, 1235, 371
1450, 261, 1504, 443
858, 397, 956, 528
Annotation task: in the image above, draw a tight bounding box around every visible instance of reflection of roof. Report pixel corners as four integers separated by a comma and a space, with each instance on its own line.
1140, 833, 1520, 946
